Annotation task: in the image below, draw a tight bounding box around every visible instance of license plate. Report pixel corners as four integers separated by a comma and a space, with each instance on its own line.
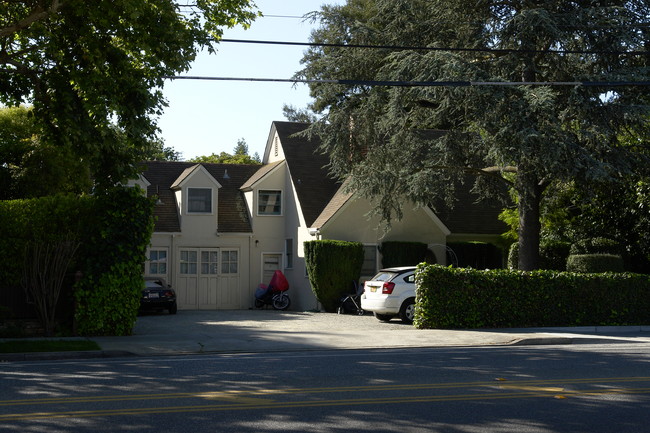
148, 293, 159, 299
370, 287, 377, 292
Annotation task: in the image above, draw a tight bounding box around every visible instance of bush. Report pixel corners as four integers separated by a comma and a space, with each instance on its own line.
566, 254, 625, 273
508, 240, 571, 270
304, 240, 364, 312
380, 241, 430, 268
414, 264, 650, 329
540, 240, 571, 271
74, 187, 155, 336
570, 237, 622, 256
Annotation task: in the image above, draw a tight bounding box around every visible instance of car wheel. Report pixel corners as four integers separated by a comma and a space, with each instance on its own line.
374, 312, 393, 322
399, 298, 416, 324
169, 303, 178, 315
272, 293, 291, 310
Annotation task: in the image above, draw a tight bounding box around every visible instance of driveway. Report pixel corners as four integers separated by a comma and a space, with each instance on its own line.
90, 309, 650, 356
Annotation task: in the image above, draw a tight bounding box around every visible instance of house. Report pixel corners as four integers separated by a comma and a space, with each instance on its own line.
134, 121, 506, 311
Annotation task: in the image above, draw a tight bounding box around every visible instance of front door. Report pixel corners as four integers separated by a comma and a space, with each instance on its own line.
261, 253, 283, 285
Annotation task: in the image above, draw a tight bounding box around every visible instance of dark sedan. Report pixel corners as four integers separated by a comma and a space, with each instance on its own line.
141, 278, 177, 314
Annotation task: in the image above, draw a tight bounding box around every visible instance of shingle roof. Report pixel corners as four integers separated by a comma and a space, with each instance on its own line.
430, 180, 508, 235
272, 121, 343, 227
273, 122, 507, 236
141, 161, 261, 233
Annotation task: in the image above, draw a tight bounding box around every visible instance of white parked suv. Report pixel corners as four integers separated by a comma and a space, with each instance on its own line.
361, 266, 417, 323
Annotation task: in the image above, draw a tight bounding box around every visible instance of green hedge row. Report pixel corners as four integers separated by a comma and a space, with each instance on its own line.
304, 240, 364, 312
566, 254, 625, 273
414, 264, 650, 329
379, 241, 430, 268
0, 187, 154, 336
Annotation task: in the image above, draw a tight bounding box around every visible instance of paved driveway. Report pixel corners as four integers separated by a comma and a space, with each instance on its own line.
89, 309, 650, 356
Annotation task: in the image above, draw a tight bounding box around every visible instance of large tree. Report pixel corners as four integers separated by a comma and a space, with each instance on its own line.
0, 1, 258, 189
297, 0, 650, 270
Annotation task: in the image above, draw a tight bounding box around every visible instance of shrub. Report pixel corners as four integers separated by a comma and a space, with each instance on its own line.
74, 186, 154, 336
380, 241, 429, 268
508, 240, 571, 270
304, 240, 364, 312
570, 237, 622, 256
566, 254, 625, 273
540, 240, 571, 271
414, 264, 650, 329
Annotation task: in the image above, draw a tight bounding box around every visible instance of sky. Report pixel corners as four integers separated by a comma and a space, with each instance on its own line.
157, 0, 343, 161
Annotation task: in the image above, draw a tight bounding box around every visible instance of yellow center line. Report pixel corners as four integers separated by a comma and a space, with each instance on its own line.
4, 387, 650, 421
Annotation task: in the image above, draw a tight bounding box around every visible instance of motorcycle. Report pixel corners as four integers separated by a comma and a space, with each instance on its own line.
254, 270, 291, 310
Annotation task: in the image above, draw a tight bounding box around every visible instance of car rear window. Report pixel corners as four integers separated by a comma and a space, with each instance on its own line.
370, 272, 397, 282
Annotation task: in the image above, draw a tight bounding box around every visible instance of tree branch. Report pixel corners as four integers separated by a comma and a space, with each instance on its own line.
0, 0, 64, 38
423, 164, 517, 185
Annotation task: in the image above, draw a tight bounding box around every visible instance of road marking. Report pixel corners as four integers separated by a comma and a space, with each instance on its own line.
2, 377, 650, 421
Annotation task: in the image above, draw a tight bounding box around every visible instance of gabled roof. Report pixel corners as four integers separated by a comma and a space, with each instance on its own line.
273, 122, 507, 236
272, 121, 342, 227
240, 160, 284, 191
170, 164, 222, 190
141, 161, 261, 233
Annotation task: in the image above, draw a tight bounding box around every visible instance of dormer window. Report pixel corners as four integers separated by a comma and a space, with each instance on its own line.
188, 188, 212, 213
258, 190, 282, 215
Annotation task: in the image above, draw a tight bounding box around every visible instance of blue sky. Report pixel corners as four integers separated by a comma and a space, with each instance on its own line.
157, 0, 343, 161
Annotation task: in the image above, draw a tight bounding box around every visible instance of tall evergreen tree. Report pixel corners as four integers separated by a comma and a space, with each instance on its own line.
297, 0, 650, 270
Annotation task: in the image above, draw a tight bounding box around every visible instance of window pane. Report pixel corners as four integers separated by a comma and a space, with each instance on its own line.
201, 250, 218, 274
221, 250, 238, 274
180, 250, 197, 274
188, 188, 212, 213
258, 190, 281, 215
149, 250, 167, 275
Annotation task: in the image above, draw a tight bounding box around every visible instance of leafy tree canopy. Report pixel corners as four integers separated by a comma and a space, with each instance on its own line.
297, 0, 650, 270
0, 0, 258, 190
0, 105, 91, 199
189, 138, 261, 164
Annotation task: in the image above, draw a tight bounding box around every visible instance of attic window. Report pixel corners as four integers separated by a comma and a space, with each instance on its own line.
258, 190, 282, 215
188, 188, 212, 213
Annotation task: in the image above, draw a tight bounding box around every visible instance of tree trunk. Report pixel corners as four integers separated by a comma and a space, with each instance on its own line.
517, 173, 544, 271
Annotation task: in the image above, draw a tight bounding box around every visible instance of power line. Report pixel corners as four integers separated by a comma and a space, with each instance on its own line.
220, 38, 649, 56
165, 76, 650, 87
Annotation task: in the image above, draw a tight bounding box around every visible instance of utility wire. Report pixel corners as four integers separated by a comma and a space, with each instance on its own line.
165, 76, 650, 87
220, 38, 649, 56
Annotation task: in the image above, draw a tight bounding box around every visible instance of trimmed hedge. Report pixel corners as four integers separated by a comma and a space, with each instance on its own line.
570, 237, 622, 256
566, 254, 625, 273
304, 240, 364, 312
414, 264, 650, 329
508, 240, 572, 270
380, 241, 430, 268
74, 187, 155, 336
0, 187, 154, 336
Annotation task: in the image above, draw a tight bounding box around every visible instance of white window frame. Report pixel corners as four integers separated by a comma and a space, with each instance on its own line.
187, 187, 213, 214
200, 250, 219, 275
221, 249, 239, 275
147, 249, 168, 275
180, 250, 198, 275
257, 189, 282, 216
285, 238, 293, 269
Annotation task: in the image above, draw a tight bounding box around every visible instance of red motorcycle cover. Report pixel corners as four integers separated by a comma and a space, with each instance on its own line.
268, 270, 289, 292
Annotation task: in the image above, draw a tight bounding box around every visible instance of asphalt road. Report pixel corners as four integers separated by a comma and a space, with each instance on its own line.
2, 342, 650, 432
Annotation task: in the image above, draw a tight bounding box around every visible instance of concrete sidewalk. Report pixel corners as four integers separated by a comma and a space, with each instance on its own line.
3, 310, 650, 361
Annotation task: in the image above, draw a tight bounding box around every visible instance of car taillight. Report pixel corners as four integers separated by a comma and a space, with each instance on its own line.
163, 290, 174, 297
382, 282, 395, 294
